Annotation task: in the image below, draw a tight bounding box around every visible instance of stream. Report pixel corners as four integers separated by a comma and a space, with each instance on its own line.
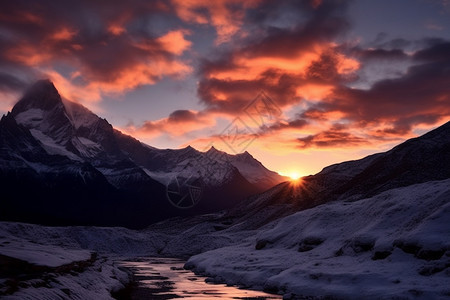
117, 257, 282, 299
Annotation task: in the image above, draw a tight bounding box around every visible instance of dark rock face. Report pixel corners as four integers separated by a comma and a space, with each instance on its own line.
11, 80, 61, 114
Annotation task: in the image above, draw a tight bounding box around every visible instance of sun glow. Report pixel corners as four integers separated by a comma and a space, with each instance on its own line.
279, 171, 302, 181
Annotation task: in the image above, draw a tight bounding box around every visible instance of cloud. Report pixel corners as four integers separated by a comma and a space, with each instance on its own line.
351, 48, 408, 61
0, 0, 192, 105
171, 0, 260, 44
196, 0, 356, 115
192, 0, 449, 150
1, 0, 448, 155
0, 72, 28, 92
297, 127, 368, 149
299, 40, 450, 142
124, 109, 216, 139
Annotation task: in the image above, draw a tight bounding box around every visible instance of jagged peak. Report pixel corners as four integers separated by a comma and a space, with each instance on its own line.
11, 79, 63, 116
182, 145, 198, 153
206, 145, 225, 154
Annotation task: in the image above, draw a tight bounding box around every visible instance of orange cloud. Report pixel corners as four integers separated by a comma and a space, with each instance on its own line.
89, 59, 192, 94
171, 0, 260, 44
50, 27, 77, 41
124, 109, 217, 139
156, 30, 192, 55
6, 44, 52, 66
108, 24, 127, 36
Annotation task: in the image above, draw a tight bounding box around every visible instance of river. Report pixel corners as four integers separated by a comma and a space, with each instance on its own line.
117, 257, 282, 299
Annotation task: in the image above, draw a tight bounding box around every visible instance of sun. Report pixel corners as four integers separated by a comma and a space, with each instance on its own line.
288, 171, 301, 181
279, 171, 302, 181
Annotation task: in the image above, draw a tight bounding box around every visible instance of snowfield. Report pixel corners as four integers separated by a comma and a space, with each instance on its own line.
1, 179, 449, 299
0, 256, 130, 300
0, 214, 253, 298
186, 179, 450, 299
0, 238, 130, 299
0, 239, 91, 268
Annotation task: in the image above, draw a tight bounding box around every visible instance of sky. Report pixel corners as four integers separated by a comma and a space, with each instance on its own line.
1, 0, 450, 177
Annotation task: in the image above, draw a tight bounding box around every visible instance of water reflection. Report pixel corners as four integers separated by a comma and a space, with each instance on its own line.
118, 257, 282, 299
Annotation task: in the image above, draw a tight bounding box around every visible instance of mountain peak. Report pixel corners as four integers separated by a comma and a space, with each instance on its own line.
207, 145, 224, 153
238, 150, 253, 158
11, 79, 63, 116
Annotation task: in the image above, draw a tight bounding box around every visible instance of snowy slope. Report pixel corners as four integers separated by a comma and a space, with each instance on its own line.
0, 256, 129, 300
0, 239, 91, 268
225, 120, 450, 229
186, 179, 450, 299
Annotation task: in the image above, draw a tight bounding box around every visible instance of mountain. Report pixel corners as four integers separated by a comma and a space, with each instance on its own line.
227, 120, 450, 227
0, 80, 286, 228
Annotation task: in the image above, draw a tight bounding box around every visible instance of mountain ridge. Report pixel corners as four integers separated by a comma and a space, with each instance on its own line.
226, 119, 450, 228
0, 80, 287, 228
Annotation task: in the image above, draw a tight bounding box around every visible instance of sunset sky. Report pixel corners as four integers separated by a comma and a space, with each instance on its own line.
1, 0, 450, 177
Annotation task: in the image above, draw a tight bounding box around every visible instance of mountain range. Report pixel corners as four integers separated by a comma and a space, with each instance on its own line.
226, 119, 450, 228
0, 80, 286, 228
1, 81, 449, 299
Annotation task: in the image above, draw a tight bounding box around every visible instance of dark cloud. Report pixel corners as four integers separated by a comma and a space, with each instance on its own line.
266, 118, 309, 132
297, 127, 367, 149
168, 109, 198, 123
413, 41, 450, 62
377, 38, 412, 50
130, 109, 213, 137
0, 72, 28, 92
354, 48, 408, 61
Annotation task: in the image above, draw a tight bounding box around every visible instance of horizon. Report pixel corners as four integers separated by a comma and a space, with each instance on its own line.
1, 0, 450, 177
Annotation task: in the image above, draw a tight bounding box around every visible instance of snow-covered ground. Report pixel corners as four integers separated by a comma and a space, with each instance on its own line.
0, 224, 158, 299
186, 179, 450, 299
0, 239, 91, 268
0, 256, 130, 300
0, 237, 130, 299
1, 179, 449, 299
0, 214, 253, 298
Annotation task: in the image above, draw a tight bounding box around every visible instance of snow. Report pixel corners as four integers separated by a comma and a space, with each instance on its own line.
0, 257, 130, 300
0, 232, 131, 299
146, 157, 235, 186
14, 109, 44, 128
0, 224, 165, 257
229, 157, 285, 186
0, 239, 90, 268
186, 179, 450, 299
71, 136, 102, 158
1, 176, 449, 298
62, 99, 99, 130
143, 169, 176, 185
29, 129, 81, 160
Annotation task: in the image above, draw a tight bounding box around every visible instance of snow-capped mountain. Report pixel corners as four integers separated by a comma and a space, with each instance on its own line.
0, 80, 286, 228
